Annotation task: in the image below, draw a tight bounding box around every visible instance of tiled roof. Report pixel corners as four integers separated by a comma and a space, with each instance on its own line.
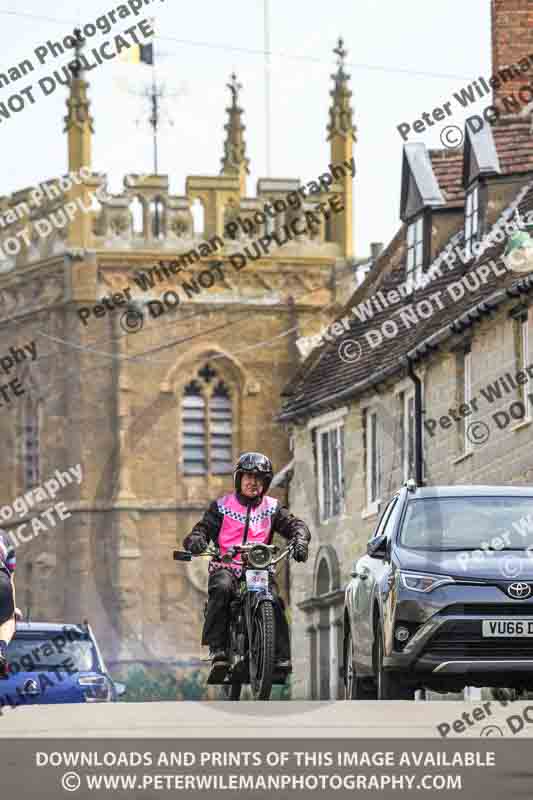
281, 225, 407, 399
279, 180, 533, 422
493, 117, 533, 175
428, 117, 533, 206
429, 149, 464, 205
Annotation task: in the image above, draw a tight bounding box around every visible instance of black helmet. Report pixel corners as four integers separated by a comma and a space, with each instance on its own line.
234, 452, 273, 494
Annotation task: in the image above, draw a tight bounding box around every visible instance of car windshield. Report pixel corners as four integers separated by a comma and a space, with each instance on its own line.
400, 497, 533, 550
7, 634, 97, 673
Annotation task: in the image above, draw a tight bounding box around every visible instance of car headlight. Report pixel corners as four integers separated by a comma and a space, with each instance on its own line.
400, 571, 455, 593
78, 675, 112, 702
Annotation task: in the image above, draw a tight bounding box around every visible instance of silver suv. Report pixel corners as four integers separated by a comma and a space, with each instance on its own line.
343, 484, 533, 699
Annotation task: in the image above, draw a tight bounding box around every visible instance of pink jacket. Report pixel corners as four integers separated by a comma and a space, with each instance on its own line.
211, 492, 279, 573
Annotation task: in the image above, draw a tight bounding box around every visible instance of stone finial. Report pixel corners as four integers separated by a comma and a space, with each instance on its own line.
333, 37, 348, 76
327, 37, 356, 141
64, 27, 93, 178
64, 28, 94, 134
220, 73, 250, 183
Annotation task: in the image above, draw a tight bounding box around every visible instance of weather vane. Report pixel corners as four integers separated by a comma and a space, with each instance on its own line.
115, 53, 187, 179
68, 27, 84, 78
334, 37, 347, 70
227, 72, 242, 106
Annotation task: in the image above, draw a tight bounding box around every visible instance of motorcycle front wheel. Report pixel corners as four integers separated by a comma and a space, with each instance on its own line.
250, 601, 275, 700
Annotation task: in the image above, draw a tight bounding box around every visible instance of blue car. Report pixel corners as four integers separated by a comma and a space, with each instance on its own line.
0, 622, 125, 709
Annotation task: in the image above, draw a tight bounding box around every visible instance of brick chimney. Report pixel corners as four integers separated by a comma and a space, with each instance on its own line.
491, 0, 533, 109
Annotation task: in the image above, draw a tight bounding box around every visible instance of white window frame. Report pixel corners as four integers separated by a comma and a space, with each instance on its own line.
465, 185, 479, 255
394, 372, 425, 487
315, 420, 345, 523
365, 408, 382, 516
406, 216, 424, 289
520, 314, 531, 419
307, 407, 348, 431
464, 351, 472, 454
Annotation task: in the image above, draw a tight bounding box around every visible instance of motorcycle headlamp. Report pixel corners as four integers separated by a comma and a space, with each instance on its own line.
248, 544, 272, 569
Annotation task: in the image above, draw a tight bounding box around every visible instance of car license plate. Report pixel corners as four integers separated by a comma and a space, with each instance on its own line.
246, 570, 269, 592
482, 620, 533, 637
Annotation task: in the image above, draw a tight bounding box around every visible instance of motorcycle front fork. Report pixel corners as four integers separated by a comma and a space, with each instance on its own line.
229, 600, 247, 657
232, 586, 274, 658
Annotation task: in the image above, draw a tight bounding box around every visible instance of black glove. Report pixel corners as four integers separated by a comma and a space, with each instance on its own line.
292, 533, 309, 563
185, 533, 207, 555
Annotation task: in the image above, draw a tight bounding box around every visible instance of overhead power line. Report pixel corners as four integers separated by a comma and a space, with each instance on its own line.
0, 8, 476, 82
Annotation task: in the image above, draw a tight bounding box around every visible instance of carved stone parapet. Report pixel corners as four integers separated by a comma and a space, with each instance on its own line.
94, 196, 132, 241
0, 271, 64, 322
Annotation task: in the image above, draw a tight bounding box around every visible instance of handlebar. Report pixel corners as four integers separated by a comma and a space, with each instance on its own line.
173, 551, 193, 562
173, 541, 294, 568
173, 548, 218, 561
271, 544, 294, 565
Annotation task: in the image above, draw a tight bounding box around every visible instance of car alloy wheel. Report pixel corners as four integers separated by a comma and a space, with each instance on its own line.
344, 627, 376, 700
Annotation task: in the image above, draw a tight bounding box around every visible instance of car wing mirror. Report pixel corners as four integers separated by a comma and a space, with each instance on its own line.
367, 534, 388, 560
114, 681, 126, 697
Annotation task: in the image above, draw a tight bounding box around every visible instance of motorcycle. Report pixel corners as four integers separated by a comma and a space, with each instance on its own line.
173, 541, 294, 700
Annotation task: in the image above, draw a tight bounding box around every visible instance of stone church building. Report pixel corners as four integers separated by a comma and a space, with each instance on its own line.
0, 37, 369, 676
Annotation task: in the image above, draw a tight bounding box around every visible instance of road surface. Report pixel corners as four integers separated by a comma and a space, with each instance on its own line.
0, 699, 530, 737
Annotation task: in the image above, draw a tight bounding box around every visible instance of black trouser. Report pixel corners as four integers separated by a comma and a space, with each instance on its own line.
202, 568, 290, 659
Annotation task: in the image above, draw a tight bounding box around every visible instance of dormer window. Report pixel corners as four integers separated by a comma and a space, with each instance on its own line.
400, 144, 444, 285
406, 215, 424, 286
465, 184, 479, 254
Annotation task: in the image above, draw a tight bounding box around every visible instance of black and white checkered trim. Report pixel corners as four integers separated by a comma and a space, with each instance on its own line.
217, 506, 247, 523
248, 506, 278, 525
217, 500, 279, 525
209, 561, 243, 578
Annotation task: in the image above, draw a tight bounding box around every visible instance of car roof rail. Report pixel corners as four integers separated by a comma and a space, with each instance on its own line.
404, 478, 418, 493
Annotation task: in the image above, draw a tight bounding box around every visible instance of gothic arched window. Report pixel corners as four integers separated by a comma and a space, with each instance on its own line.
181, 365, 233, 475
22, 396, 40, 490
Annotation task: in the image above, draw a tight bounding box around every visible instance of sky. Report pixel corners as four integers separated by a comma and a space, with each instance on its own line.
0, 0, 492, 257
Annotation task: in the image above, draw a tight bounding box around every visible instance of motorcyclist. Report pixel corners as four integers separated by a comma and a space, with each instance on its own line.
0, 530, 20, 678
183, 452, 311, 672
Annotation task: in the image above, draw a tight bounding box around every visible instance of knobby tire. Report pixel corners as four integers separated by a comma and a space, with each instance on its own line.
251, 601, 275, 700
